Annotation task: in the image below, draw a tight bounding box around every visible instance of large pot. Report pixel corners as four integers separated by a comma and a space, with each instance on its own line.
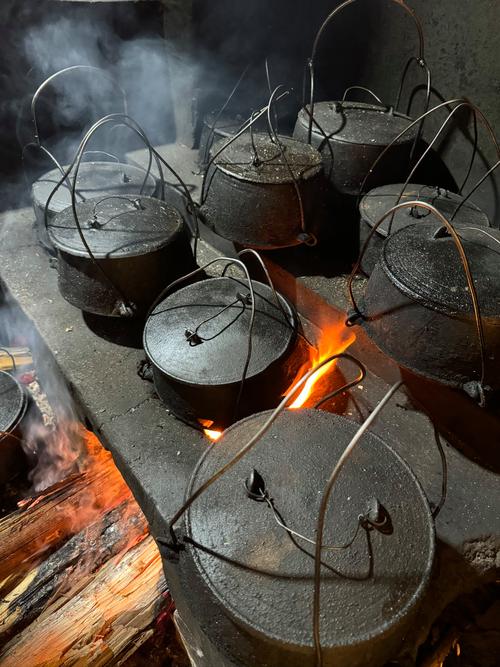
359, 183, 490, 274
200, 133, 328, 248
354, 216, 500, 403
32, 161, 158, 252
177, 408, 435, 667
49, 196, 194, 317
144, 276, 307, 428
294, 0, 427, 196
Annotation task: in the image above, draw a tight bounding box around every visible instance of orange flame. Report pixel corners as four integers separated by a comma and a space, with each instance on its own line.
288, 323, 356, 409
203, 429, 223, 441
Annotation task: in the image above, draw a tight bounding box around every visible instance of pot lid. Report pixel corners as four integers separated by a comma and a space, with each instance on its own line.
144, 277, 296, 386
360, 184, 490, 237
32, 161, 157, 214
186, 409, 434, 650
381, 222, 500, 316
0, 371, 25, 434
212, 133, 323, 184
48, 196, 184, 259
298, 102, 417, 147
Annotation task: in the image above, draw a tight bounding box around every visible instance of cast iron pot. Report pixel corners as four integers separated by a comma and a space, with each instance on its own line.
200, 133, 328, 248
144, 276, 307, 428
32, 161, 158, 252
49, 196, 195, 317
294, 100, 417, 196
294, 0, 426, 196
353, 219, 500, 403
175, 408, 435, 667
0, 371, 30, 485
359, 184, 490, 274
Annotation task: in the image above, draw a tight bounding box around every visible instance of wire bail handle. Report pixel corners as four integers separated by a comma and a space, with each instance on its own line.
306, 0, 426, 143
346, 200, 489, 405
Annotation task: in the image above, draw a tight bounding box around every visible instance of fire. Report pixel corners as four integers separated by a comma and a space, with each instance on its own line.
203, 429, 223, 441
288, 322, 356, 409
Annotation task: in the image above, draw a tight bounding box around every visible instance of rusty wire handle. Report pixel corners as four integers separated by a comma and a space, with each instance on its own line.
167, 352, 366, 544
306, 0, 425, 143
346, 201, 488, 394
341, 86, 383, 105
312, 380, 403, 667
31, 65, 128, 167
394, 55, 432, 158
358, 99, 500, 234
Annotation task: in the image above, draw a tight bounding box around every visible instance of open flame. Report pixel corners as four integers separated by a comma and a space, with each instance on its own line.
288, 323, 356, 409
203, 428, 223, 441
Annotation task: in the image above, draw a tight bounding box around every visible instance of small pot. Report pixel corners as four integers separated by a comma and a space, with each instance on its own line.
355, 221, 500, 402
359, 184, 490, 274
0, 371, 30, 485
144, 276, 307, 428
32, 161, 158, 252
200, 133, 328, 248
294, 101, 417, 196
178, 408, 435, 667
49, 196, 195, 317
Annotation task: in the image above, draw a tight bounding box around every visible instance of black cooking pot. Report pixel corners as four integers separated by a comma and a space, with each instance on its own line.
32, 160, 158, 252
144, 276, 307, 428
351, 207, 500, 404
359, 184, 490, 274
0, 371, 30, 485
294, 0, 426, 196
177, 408, 434, 667
200, 133, 328, 248
49, 196, 195, 317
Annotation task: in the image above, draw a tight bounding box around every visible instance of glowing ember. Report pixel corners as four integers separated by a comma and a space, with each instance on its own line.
288, 323, 356, 409
204, 429, 223, 441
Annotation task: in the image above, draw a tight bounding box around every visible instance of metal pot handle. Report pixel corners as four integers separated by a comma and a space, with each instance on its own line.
357, 98, 500, 233
394, 56, 432, 157
340, 86, 383, 105
29, 65, 128, 175
44, 114, 189, 315
305, 0, 425, 143
346, 200, 489, 404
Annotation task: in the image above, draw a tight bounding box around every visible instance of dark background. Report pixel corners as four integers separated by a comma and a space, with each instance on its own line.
0, 0, 498, 223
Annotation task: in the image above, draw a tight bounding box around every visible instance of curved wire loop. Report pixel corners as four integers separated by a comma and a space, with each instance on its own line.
30, 65, 128, 173
305, 0, 425, 143
346, 201, 488, 395
341, 86, 383, 105
312, 380, 403, 666
394, 55, 432, 157
451, 159, 500, 222
44, 114, 200, 312
357, 98, 500, 234
166, 352, 366, 543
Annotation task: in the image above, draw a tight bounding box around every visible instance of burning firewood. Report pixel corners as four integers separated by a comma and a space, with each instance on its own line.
0, 535, 167, 666
0, 500, 148, 640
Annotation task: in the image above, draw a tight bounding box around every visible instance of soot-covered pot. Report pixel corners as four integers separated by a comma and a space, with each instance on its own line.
32, 161, 158, 252
143, 276, 307, 428
294, 101, 417, 196
294, 0, 426, 196
49, 196, 194, 317
359, 184, 490, 274
176, 408, 435, 667
200, 133, 328, 248
354, 220, 500, 403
